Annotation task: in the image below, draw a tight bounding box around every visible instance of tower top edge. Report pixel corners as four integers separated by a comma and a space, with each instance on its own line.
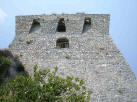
16, 13, 110, 18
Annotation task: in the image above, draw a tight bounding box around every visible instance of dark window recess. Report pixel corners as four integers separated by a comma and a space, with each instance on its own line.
57, 18, 66, 32
82, 17, 91, 33
29, 19, 40, 33
56, 38, 69, 48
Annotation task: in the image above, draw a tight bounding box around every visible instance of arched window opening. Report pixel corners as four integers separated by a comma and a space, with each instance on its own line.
82, 17, 91, 33
57, 18, 66, 32
29, 19, 40, 33
56, 38, 69, 48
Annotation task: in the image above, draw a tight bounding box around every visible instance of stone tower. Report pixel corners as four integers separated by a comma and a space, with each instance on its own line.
9, 14, 137, 102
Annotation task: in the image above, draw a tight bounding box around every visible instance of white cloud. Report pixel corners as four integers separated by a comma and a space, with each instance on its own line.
0, 8, 8, 23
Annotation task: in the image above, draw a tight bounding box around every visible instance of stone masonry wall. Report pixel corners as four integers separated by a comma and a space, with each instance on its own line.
9, 14, 137, 102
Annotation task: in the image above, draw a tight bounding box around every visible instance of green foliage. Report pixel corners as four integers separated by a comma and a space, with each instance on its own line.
0, 56, 11, 75
65, 55, 70, 59
0, 65, 91, 102
0, 56, 11, 84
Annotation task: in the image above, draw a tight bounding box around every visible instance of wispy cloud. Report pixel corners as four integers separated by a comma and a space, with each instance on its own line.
0, 8, 8, 23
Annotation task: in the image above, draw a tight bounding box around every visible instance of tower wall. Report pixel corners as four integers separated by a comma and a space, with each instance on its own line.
9, 14, 137, 102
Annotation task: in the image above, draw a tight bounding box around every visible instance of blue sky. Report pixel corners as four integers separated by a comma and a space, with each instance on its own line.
0, 0, 137, 77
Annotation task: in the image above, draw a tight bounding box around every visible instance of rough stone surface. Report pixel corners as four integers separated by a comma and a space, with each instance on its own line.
9, 14, 137, 102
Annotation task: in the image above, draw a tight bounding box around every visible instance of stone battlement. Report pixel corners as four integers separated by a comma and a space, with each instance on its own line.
15, 14, 110, 35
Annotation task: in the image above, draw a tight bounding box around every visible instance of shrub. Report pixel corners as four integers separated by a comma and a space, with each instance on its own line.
0, 49, 26, 85
0, 65, 91, 102
0, 56, 11, 74
0, 56, 11, 84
